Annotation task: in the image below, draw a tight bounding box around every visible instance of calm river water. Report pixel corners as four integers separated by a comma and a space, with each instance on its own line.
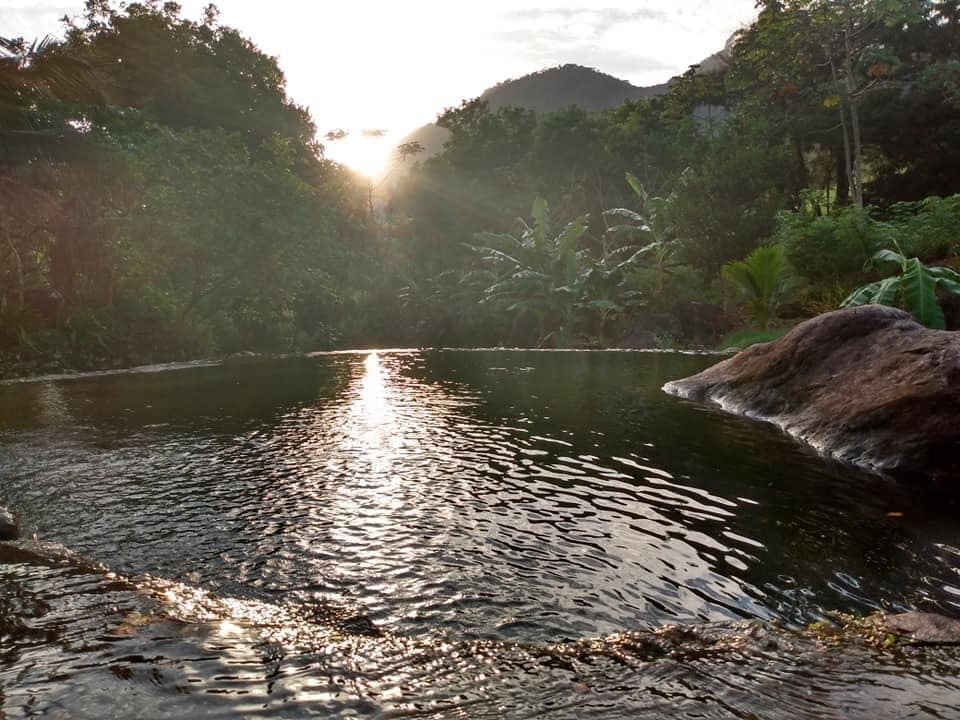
1, 350, 959, 718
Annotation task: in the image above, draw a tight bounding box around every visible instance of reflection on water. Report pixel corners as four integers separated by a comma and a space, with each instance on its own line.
1, 350, 960, 718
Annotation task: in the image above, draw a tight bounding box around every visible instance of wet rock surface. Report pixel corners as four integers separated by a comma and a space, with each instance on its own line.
4, 537, 960, 719
664, 305, 960, 479
0, 506, 17, 540
885, 612, 960, 645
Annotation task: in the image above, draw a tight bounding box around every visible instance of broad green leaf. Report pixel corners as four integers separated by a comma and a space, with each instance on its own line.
871, 247, 906, 267
928, 266, 960, 295
928, 265, 960, 280
578, 299, 621, 312
625, 172, 647, 204
902, 258, 945, 328
555, 216, 588, 258
873, 276, 901, 306
936, 277, 960, 295
603, 207, 645, 223
843, 281, 885, 307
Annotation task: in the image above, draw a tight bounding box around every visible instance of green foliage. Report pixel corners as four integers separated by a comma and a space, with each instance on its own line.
717, 326, 791, 351
4, 0, 960, 365
468, 194, 657, 347
0, 0, 372, 374
777, 205, 893, 283
671, 118, 794, 274
841, 244, 960, 329
778, 195, 960, 286
885, 195, 960, 259
469, 197, 590, 347
604, 172, 684, 302
723, 245, 800, 329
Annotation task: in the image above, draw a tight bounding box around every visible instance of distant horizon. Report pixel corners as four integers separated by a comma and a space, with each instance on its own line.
1, 0, 758, 173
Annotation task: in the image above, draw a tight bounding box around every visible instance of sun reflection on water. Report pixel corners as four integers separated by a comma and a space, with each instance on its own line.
304, 352, 461, 618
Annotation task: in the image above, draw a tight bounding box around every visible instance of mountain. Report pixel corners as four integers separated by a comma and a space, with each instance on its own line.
479, 63, 667, 114
394, 64, 669, 165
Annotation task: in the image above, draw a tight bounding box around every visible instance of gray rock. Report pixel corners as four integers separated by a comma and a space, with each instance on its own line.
885, 612, 960, 644
0, 505, 18, 540
663, 305, 960, 479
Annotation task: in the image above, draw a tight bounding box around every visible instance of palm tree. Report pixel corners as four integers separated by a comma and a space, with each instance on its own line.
1, 35, 101, 153
722, 244, 799, 329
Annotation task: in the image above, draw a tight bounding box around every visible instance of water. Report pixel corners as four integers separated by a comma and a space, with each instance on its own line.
1, 350, 959, 718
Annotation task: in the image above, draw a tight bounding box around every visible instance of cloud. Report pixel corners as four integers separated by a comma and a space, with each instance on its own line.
503, 6, 669, 32
0, 4, 77, 39
492, 6, 680, 86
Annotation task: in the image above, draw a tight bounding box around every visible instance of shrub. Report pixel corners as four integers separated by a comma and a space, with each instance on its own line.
885, 195, 960, 260
776, 207, 892, 284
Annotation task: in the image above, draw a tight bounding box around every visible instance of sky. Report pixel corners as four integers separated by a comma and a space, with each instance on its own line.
1, 0, 758, 175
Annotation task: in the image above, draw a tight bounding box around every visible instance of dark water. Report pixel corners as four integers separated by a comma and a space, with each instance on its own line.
1, 350, 959, 718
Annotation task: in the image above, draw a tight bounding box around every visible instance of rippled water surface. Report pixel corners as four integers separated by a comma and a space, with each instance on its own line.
1, 350, 959, 718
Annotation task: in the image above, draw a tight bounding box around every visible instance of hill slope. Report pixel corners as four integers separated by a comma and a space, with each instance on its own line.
395, 64, 668, 163
480, 63, 666, 114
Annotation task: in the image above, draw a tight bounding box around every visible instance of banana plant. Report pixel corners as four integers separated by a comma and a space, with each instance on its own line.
576, 240, 646, 341
603, 172, 684, 298
468, 197, 589, 346
842, 242, 960, 329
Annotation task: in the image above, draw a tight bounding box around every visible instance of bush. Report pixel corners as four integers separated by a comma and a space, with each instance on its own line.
778, 195, 960, 285
885, 195, 960, 260
776, 207, 891, 284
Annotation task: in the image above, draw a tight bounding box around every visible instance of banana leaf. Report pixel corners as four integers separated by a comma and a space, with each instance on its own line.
902, 258, 945, 329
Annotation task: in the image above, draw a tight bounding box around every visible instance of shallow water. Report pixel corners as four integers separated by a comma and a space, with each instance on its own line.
1, 350, 959, 718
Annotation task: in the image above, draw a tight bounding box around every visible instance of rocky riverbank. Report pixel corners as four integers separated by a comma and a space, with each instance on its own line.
664, 305, 960, 481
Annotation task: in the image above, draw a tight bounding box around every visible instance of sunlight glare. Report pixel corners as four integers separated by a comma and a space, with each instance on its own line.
360, 351, 389, 424
325, 132, 395, 179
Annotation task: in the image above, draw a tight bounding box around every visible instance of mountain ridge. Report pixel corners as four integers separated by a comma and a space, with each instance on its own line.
393, 63, 670, 165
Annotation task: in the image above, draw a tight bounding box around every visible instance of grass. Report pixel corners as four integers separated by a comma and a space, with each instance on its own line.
717, 326, 792, 351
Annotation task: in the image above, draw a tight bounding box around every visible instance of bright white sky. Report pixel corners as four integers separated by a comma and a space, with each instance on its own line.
2, 0, 758, 175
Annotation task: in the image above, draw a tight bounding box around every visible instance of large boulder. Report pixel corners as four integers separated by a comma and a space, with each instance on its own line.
663, 305, 960, 480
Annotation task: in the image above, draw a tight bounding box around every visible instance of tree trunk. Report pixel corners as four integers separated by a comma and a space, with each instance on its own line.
835, 144, 850, 205
842, 22, 864, 209
4, 230, 24, 314
829, 57, 855, 208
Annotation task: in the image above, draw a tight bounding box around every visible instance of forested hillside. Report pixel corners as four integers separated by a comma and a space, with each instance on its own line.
397, 64, 669, 163
2, 0, 960, 374
1, 1, 378, 373
386, 0, 960, 348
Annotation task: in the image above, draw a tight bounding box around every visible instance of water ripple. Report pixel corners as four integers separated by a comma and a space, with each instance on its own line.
1, 350, 959, 717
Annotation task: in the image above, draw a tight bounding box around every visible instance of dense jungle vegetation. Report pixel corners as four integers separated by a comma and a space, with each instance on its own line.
2, 0, 960, 374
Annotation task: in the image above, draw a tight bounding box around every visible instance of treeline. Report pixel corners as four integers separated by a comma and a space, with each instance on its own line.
384, 0, 960, 348
1, 0, 381, 374
2, 0, 960, 374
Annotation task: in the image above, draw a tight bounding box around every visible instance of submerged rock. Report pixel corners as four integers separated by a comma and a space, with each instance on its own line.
0, 506, 17, 540
663, 305, 960, 480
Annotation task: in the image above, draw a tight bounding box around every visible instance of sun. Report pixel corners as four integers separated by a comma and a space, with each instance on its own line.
323, 130, 395, 179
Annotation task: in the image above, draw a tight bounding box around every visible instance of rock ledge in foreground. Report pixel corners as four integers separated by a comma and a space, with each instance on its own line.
663, 305, 960, 480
